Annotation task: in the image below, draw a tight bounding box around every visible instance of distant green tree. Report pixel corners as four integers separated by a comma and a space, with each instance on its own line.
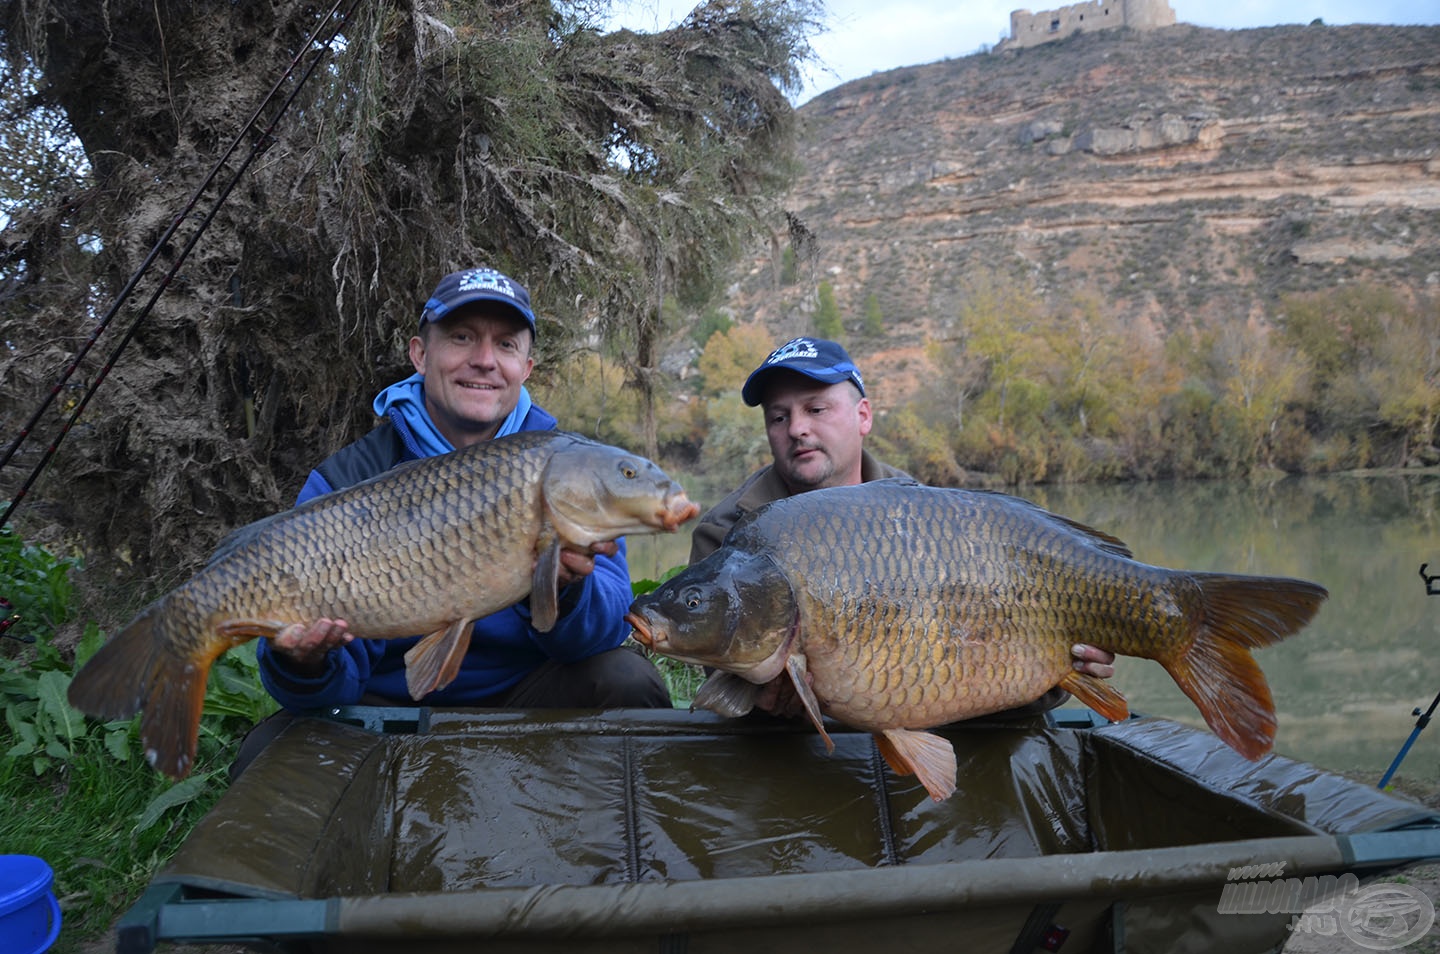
779, 245, 798, 285
690, 307, 734, 350
814, 280, 843, 339
862, 293, 884, 336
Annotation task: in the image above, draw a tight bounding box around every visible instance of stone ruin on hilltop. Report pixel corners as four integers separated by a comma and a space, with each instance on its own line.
1000, 0, 1176, 50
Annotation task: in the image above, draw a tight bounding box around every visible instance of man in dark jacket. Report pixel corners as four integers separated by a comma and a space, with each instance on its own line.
690, 337, 1114, 715
255, 267, 670, 715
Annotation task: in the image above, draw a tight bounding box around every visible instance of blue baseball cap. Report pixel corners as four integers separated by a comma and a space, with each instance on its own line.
741, 337, 866, 406
420, 267, 537, 333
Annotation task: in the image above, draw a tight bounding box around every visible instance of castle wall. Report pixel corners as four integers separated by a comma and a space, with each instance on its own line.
1005, 0, 1175, 49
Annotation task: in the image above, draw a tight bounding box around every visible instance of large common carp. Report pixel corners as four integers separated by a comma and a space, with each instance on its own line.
69, 431, 700, 779
626, 479, 1327, 802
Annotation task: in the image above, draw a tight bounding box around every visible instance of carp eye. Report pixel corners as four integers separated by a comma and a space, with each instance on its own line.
619, 462, 638, 479
681, 586, 703, 610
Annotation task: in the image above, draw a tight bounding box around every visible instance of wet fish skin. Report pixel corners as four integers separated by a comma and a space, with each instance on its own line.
68, 431, 700, 779
626, 479, 1327, 801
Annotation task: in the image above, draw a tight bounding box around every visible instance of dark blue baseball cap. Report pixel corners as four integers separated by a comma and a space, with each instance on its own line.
420, 267, 537, 333
741, 337, 866, 406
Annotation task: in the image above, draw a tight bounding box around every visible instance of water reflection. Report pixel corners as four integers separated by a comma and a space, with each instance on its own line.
629, 474, 1440, 782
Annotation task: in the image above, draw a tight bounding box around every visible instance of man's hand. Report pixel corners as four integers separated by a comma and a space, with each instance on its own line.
1072, 643, 1116, 679
272, 617, 353, 675
554, 540, 619, 590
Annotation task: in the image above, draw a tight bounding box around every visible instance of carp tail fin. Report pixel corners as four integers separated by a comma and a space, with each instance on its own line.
1163, 574, 1328, 760
67, 599, 211, 779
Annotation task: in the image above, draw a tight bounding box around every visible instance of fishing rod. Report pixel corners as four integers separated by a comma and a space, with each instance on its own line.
1376, 563, 1440, 789
0, 0, 359, 531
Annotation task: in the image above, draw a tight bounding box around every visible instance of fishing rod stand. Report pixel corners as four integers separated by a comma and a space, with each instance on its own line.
1376, 565, 1440, 788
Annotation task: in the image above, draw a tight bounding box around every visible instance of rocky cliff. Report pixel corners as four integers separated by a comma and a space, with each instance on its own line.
724, 22, 1440, 403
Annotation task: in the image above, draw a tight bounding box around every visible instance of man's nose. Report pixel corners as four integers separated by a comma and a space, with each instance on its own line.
468, 339, 497, 367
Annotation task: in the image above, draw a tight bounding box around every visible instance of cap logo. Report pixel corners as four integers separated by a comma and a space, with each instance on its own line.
765, 337, 821, 365
458, 268, 519, 299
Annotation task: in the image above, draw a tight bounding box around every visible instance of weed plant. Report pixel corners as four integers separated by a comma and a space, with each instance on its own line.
0, 522, 275, 952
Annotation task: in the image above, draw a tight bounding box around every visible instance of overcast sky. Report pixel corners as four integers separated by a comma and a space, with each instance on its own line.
609, 0, 1440, 104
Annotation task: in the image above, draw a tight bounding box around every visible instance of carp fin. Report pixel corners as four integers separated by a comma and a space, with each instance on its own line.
786, 654, 834, 753
531, 541, 562, 633
1161, 574, 1327, 760
692, 672, 760, 717
1059, 669, 1131, 723
876, 729, 958, 802
67, 598, 213, 780
216, 619, 290, 642
403, 618, 474, 700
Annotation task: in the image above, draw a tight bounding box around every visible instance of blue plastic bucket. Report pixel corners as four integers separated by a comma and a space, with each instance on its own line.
0, 855, 61, 954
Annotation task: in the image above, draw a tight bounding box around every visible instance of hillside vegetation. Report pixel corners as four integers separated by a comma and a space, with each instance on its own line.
594, 22, 1440, 489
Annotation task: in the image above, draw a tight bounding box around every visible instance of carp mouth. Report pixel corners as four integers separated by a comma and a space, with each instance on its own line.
625, 611, 659, 649
657, 492, 701, 532
625, 608, 798, 684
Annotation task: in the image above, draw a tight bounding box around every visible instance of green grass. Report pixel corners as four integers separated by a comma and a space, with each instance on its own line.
1, 519, 274, 951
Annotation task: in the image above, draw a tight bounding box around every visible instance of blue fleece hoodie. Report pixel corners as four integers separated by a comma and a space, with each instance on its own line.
256, 381, 635, 710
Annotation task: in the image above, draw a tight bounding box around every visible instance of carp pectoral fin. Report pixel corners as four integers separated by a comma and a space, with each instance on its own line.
785, 655, 834, 753
876, 729, 958, 802
216, 619, 289, 642
531, 541, 562, 633
692, 672, 760, 717
1059, 669, 1131, 723
403, 619, 474, 700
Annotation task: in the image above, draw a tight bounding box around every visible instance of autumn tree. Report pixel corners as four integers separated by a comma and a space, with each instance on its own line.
0, 0, 818, 583
691, 322, 776, 480
1213, 316, 1309, 470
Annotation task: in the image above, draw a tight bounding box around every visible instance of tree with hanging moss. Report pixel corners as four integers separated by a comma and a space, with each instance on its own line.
0, 0, 819, 585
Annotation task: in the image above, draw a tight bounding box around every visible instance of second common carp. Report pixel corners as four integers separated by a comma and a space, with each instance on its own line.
626, 479, 1327, 801
69, 430, 700, 778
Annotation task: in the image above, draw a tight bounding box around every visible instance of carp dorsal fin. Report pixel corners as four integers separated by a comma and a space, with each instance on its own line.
876, 729, 958, 802
692, 672, 760, 717
786, 654, 834, 753
403, 618, 475, 700
1059, 668, 1131, 723
973, 489, 1135, 559
531, 540, 563, 633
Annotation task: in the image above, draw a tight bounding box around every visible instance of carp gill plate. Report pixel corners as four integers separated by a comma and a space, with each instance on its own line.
69, 431, 700, 778
626, 479, 1327, 802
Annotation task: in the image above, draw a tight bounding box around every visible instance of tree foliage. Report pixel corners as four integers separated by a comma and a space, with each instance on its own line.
0, 0, 817, 584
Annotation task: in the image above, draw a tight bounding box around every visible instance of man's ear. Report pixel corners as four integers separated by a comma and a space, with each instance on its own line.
408, 333, 427, 374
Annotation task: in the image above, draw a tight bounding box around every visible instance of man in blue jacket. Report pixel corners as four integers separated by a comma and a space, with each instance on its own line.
253, 266, 671, 721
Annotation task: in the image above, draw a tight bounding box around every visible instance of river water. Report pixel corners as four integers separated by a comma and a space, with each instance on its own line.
628, 472, 1440, 784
